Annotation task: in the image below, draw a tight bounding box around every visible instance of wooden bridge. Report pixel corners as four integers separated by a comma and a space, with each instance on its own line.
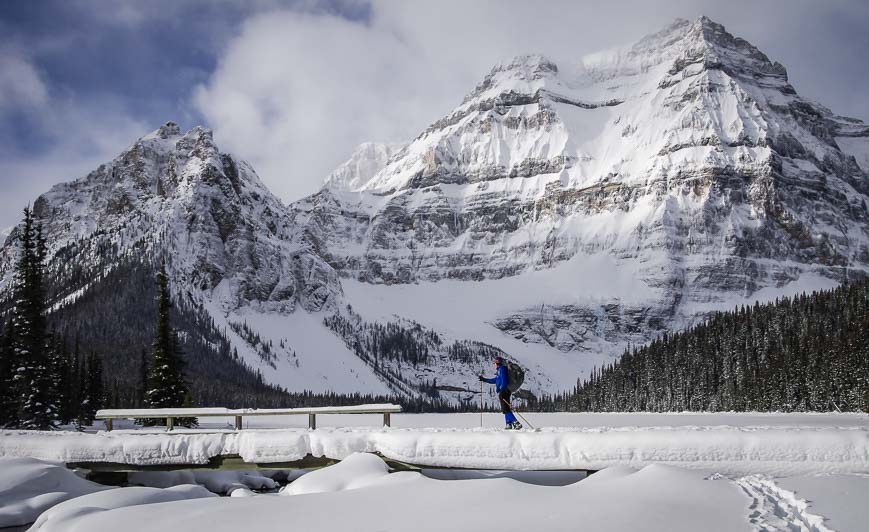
95, 404, 403, 431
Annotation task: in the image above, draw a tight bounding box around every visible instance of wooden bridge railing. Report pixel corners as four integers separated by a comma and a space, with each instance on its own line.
95, 404, 402, 432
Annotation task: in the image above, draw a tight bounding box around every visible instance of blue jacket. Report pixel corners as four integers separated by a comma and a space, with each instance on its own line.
484, 365, 509, 392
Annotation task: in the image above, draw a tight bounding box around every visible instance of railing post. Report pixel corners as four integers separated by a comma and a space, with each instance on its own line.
105, 419, 113, 432
235, 415, 243, 431
383, 412, 391, 427
308, 413, 316, 430
167, 417, 174, 432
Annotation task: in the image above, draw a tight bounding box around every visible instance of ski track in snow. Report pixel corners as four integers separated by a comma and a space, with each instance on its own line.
736, 475, 835, 532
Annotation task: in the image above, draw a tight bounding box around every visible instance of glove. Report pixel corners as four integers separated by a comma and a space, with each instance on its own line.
478, 375, 485, 382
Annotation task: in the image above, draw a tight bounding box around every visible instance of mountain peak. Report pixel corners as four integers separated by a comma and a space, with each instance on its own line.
693, 14, 716, 29
142, 121, 183, 140
688, 15, 750, 49
464, 53, 559, 103
498, 54, 559, 76
139, 122, 216, 144
627, 15, 788, 83
157, 121, 182, 138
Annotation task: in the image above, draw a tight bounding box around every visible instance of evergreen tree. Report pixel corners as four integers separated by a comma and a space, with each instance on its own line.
138, 348, 148, 407
146, 259, 193, 425
68, 337, 83, 429
0, 320, 15, 427
75, 352, 88, 429
8, 207, 57, 429
79, 351, 104, 426
52, 334, 75, 425
567, 280, 869, 413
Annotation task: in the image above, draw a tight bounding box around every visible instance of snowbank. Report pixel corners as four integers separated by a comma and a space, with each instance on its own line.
5, 453, 868, 532
280, 452, 391, 495
29, 484, 216, 532
0, 428, 227, 465
2, 422, 867, 476
234, 426, 869, 476
0, 457, 110, 528
127, 469, 278, 494
24, 458, 752, 532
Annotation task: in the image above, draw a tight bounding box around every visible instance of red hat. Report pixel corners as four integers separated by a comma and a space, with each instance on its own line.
494, 356, 504, 365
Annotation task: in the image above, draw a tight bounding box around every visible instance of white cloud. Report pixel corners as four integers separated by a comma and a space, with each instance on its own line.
0, 50, 49, 110
193, 0, 869, 206
0, 104, 150, 227
0, 50, 148, 229
193, 10, 461, 203
191, 0, 716, 202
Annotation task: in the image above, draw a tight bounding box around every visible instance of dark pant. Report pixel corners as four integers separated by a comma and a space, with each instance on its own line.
498, 390, 512, 414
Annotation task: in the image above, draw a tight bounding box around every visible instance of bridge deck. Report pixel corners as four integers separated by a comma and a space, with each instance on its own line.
95, 404, 402, 431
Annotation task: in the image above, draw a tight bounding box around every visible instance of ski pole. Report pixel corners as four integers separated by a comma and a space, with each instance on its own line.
480, 379, 483, 427
500, 397, 535, 430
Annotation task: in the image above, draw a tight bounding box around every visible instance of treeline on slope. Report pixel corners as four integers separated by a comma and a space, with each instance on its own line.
228, 320, 278, 369
0, 210, 458, 426
551, 280, 868, 412
44, 257, 449, 412
47, 257, 292, 410
325, 306, 505, 406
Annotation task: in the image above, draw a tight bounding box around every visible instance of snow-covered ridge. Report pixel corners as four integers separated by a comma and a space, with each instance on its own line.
323, 142, 406, 191
291, 15, 869, 361
348, 15, 846, 195
1, 121, 342, 316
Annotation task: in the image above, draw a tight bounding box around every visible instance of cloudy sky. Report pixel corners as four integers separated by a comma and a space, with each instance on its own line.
1, 0, 868, 229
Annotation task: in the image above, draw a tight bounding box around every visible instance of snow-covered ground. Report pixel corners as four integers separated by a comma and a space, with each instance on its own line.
0, 458, 110, 528
3, 453, 868, 532
1, 413, 867, 530
1, 413, 866, 477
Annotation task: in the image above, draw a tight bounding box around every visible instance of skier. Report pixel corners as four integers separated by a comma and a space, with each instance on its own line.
479, 356, 522, 430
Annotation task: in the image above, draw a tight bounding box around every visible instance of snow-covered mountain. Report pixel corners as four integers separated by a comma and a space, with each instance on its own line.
2, 16, 867, 404
304, 16, 869, 357
0, 123, 385, 396
2, 122, 341, 314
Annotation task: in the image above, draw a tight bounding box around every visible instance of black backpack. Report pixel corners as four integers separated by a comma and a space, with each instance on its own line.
505, 360, 525, 392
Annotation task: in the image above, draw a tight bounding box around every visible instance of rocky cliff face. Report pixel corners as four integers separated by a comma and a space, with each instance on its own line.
2, 16, 868, 401
1, 122, 341, 316
301, 16, 869, 356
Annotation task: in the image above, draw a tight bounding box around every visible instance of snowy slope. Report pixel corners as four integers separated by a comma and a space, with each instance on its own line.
323, 142, 406, 191
214, 306, 392, 395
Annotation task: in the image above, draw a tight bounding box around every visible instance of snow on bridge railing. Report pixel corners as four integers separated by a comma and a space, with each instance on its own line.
94, 403, 403, 432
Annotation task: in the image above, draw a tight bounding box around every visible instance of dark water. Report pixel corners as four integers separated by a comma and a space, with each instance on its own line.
420, 469, 587, 486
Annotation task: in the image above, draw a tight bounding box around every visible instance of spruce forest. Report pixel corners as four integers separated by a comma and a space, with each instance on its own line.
561, 280, 869, 412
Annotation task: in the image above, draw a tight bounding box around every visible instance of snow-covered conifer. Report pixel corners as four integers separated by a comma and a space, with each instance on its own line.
145, 258, 194, 425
